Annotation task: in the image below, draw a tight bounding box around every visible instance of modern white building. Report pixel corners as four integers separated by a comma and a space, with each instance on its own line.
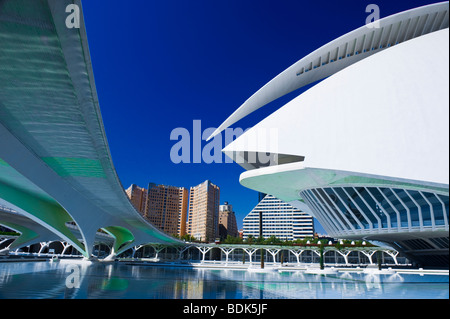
243, 195, 314, 241
211, 3, 449, 268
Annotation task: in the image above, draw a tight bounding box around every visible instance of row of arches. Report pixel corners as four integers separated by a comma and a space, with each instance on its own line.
1, 238, 112, 258
120, 245, 407, 266
1, 238, 409, 266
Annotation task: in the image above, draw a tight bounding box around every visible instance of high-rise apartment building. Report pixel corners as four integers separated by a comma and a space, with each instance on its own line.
218, 202, 239, 239
187, 180, 220, 242
243, 194, 314, 240
146, 183, 189, 237
125, 183, 188, 237
125, 184, 147, 215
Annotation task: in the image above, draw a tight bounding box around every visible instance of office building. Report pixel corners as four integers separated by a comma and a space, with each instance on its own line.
218, 202, 239, 239
243, 194, 314, 240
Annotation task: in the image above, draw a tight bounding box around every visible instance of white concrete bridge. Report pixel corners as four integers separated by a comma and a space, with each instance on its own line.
0, 0, 183, 259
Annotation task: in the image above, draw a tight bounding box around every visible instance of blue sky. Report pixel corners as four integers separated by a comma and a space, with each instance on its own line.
81, 0, 439, 232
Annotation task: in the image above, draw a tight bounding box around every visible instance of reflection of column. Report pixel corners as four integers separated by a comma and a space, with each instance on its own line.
365, 273, 382, 290
181, 269, 205, 298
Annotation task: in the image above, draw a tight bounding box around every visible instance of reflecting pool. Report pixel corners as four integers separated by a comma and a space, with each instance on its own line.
0, 260, 448, 299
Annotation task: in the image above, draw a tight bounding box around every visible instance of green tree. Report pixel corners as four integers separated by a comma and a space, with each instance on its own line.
224, 235, 243, 244
265, 235, 282, 245
256, 236, 265, 245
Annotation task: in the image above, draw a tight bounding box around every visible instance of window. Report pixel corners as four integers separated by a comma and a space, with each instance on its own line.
342, 187, 371, 229
367, 187, 395, 228
350, 187, 379, 228
393, 189, 420, 227
409, 190, 432, 226
333, 188, 361, 230
421, 192, 446, 226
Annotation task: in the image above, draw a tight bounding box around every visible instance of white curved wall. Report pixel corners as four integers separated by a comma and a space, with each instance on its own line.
224, 28, 449, 187
211, 2, 449, 139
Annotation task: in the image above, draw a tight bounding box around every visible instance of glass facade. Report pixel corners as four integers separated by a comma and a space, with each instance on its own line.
300, 187, 449, 236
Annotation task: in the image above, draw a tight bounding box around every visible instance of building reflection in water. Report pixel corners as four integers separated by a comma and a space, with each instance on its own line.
0, 261, 447, 299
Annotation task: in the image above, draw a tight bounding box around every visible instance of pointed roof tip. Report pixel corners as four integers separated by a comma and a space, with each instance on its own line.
209, 3, 450, 140
206, 127, 223, 141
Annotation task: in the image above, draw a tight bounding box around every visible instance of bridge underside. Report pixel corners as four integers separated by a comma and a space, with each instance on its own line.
0, 0, 182, 258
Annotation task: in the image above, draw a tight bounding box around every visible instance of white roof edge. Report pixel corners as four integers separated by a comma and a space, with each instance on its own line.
208, 1, 449, 140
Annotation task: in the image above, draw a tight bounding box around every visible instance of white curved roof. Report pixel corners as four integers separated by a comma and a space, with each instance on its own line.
225, 28, 449, 192
209, 1, 449, 140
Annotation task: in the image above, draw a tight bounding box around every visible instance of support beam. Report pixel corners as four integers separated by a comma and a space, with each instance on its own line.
103, 226, 135, 260
243, 248, 258, 264
0, 122, 114, 258
336, 250, 351, 265
0, 220, 39, 252
361, 250, 378, 265
177, 245, 191, 261
196, 246, 213, 262
266, 249, 281, 264
219, 247, 234, 264
0, 184, 86, 256
289, 249, 304, 264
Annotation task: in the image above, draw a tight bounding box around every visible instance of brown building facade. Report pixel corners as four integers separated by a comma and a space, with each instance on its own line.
125, 184, 147, 215
125, 183, 188, 237
187, 180, 220, 242
146, 183, 188, 237
218, 202, 239, 239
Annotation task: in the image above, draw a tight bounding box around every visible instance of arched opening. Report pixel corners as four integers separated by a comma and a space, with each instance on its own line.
48, 241, 64, 254
302, 250, 314, 263
29, 243, 41, 253
93, 243, 111, 258
323, 250, 337, 264
102, 226, 134, 257
62, 245, 82, 256
117, 248, 133, 258
0, 238, 14, 250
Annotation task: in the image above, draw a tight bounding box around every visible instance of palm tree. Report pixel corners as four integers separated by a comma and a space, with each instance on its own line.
319, 243, 325, 270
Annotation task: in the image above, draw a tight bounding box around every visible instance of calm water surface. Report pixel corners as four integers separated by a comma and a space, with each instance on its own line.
0, 260, 448, 299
